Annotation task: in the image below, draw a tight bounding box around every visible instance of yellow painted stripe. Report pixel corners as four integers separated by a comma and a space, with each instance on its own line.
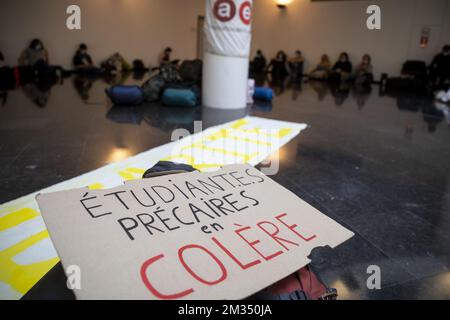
0, 230, 59, 295
0, 208, 39, 232
88, 183, 104, 190
117, 167, 146, 181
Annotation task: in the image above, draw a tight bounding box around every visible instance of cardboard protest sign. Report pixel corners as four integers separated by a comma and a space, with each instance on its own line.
36, 164, 353, 300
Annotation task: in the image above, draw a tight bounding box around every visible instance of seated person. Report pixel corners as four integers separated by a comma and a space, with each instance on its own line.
251, 50, 267, 73
159, 47, 173, 66
73, 43, 93, 69
288, 50, 304, 82
331, 52, 352, 81
73, 43, 103, 76
354, 54, 373, 86
19, 38, 65, 78
309, 54, 331, 80
101, 52, 131, 74
429, 45, 450, 89
19, 38, 49, 67
267, 50, 289, 79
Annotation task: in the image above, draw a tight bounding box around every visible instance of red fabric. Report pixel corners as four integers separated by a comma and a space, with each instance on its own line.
265, 266, 327, 300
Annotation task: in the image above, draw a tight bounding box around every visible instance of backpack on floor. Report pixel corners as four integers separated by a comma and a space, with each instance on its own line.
383, 60, 428, 93
179, 59, 202, 84
401, 60, 427, 80
160, 63, 180, 83
142, 75, 166, 102
105, 85, 144, 105
251, 265, 337, 300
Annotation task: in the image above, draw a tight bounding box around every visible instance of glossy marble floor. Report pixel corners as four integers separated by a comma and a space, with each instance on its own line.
1, 73, 449, 300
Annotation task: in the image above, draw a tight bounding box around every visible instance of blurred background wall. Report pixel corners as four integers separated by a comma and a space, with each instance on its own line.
1, 0, 449, 79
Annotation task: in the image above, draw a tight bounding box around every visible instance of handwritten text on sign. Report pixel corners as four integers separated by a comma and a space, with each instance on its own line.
36, 164, 353, 299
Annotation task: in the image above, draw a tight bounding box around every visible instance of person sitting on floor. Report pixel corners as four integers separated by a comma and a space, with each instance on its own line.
267, 50, 289, 79
354, 54, 374, 86
19, 38, 65, 79
288, 50, 304, 82
19, 38, 49, 67
309, 54, 332, 80
331, 52, 352, 81
73, 43, 93, 70
429, 45, 450, 89
252, 49, 267, 73
159, 47, 173, 66
72, 43, 103, 76
101, 52, 131, 75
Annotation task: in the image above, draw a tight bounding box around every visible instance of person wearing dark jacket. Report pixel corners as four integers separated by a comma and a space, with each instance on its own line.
73, 44, 93, 69
267, 50, 289, 78
429, 45, 450, 89
72, 43, 102, 76
252, 50, 267, 73
332, 52, 352, 81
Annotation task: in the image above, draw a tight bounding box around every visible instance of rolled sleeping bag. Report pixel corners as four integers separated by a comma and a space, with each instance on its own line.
161, 88, 198, 107
105, 85, 144, 105
253, 87, 274, 102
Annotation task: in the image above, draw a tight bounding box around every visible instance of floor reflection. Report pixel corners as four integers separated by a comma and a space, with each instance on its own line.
1, 70, 450, 300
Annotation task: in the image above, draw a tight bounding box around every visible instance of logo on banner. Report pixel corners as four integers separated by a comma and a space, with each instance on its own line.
239, 1, 252, 25
213, 0, 236, 22
213, 0, 252, 25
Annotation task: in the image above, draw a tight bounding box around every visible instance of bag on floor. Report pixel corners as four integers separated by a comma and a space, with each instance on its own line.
161, 88, 199, 107
160, 63, 179, 83
401, 60, 427, 80
254, 87, 274, 101
179, 59, 202, 84
385, 77, 426, 94
142, 75, 166, 102
252, 266, 337, 300
383, 60, 428, 93
105, 85, 143, 105
165, 81, 201, 99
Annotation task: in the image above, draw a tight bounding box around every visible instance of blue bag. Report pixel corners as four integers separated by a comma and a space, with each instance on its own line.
161, 88, 198, 107
106, 85, 144, 105
253, 87, 274, 101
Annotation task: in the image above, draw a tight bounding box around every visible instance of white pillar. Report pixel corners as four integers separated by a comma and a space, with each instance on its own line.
202, 0, 253, 110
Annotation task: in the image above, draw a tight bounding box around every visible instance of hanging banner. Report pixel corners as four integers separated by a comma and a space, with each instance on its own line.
37, 164, 353, 299
204, 0, 253, 57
